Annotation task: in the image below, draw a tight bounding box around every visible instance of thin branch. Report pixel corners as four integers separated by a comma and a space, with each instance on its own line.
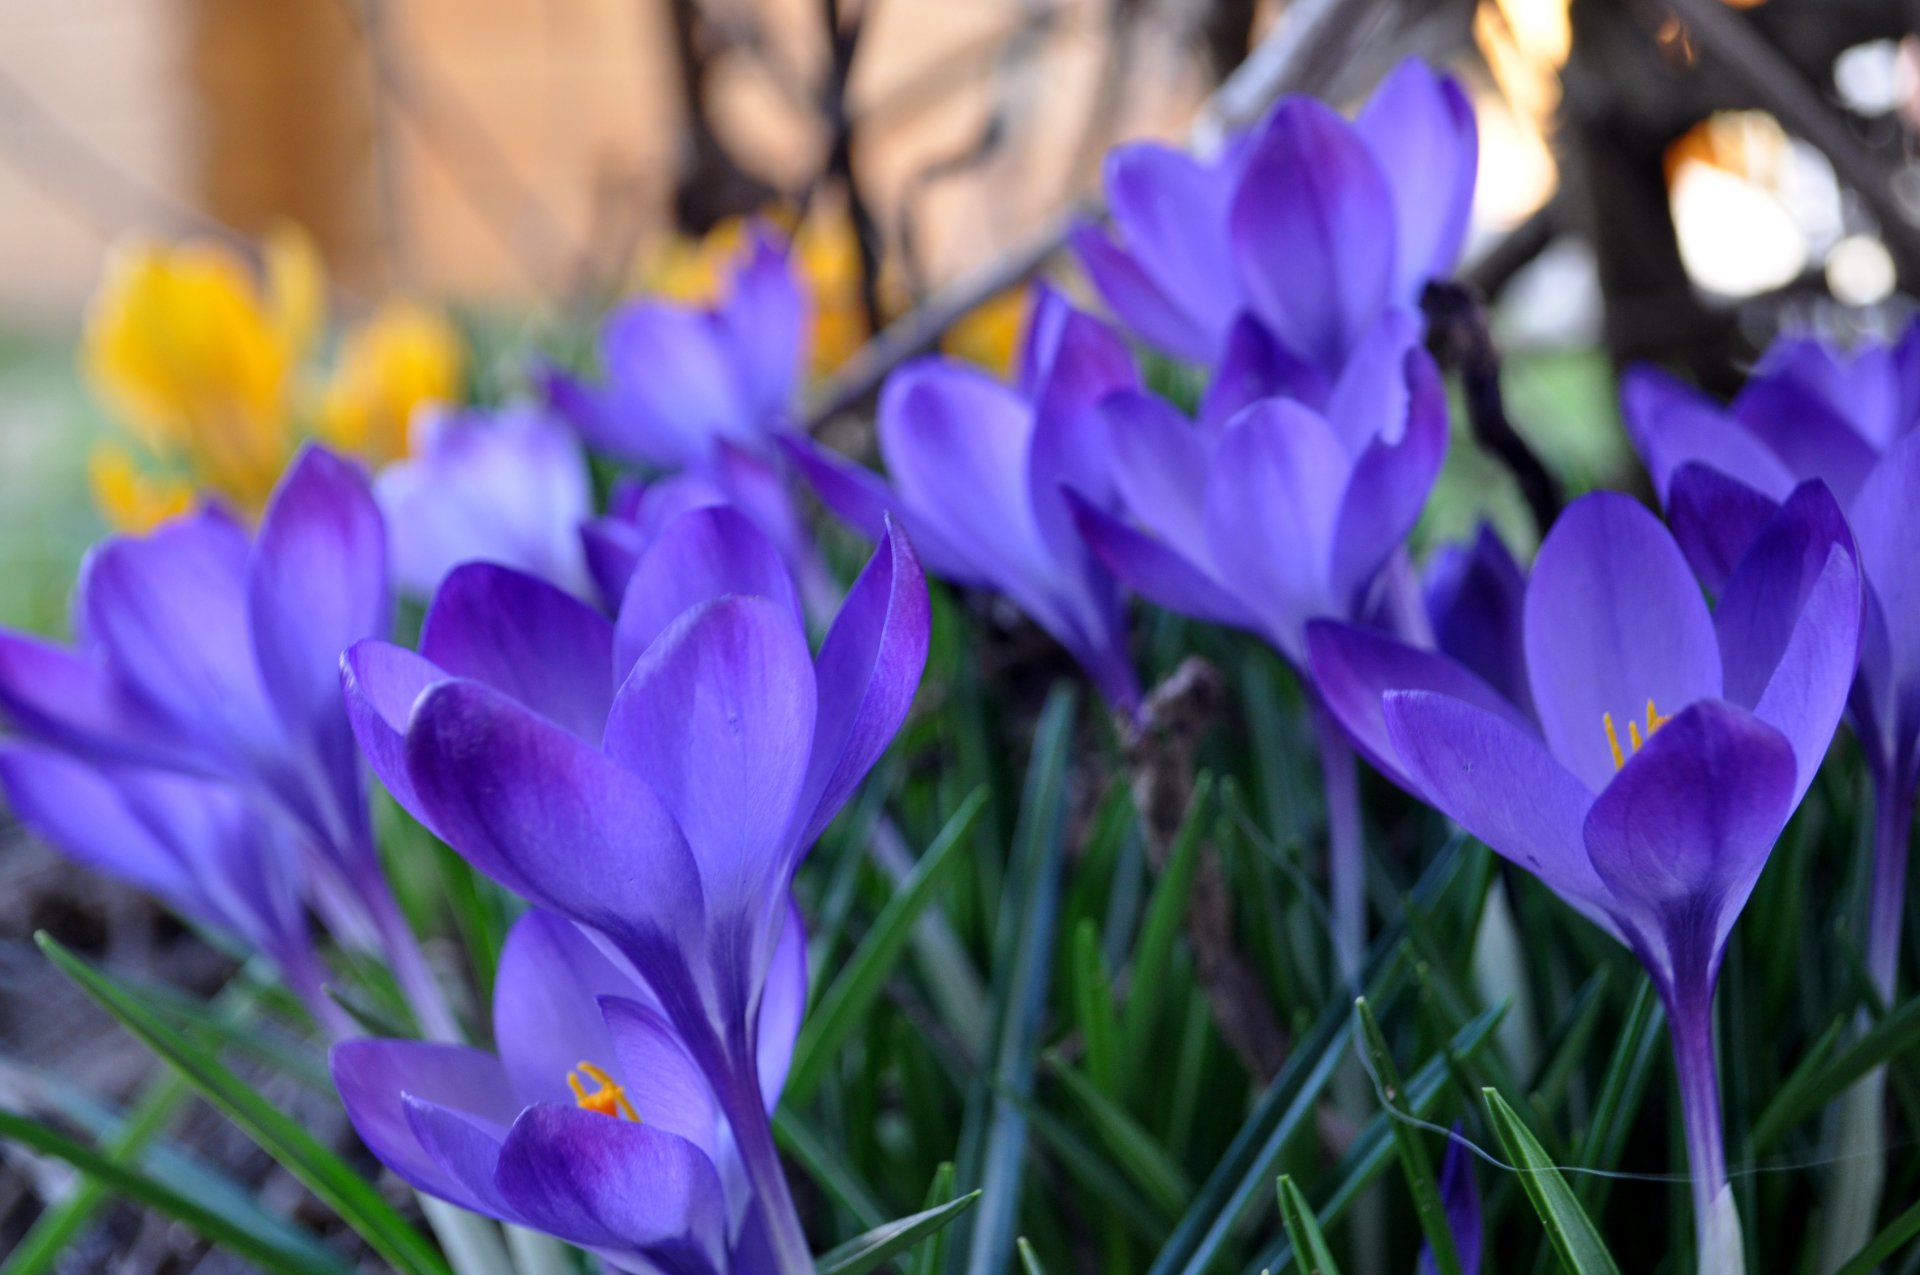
820, 0, 883, 337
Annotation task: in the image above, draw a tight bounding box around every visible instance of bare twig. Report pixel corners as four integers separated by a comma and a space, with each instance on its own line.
820, 0, 883, 337
803, 0, 1394, 426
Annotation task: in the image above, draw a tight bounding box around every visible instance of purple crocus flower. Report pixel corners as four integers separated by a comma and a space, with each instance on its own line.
1416, 1128, 1482, 1275
1307, 487, 1863, 1269
786, 284, 1142, 709
0, 445, 452, 1038
334, 905, 806, 1273
341, 506, 929, 1272
1422, 522, 1532, 719
375, 402, 594, 599
1072, 57, 1476, 371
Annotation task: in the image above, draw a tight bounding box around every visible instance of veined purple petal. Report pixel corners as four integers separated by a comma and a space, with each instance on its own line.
495, 910, 653, 1110
1355, 59, 1477, 302
1068, 493, 1256, 630
404, 678, 707, 956
1230, 97, 1396, 371
494, 1105, 727, 1271
1197, 315, 1326, 433
1328, 346, 1449, 611
420, 563, 615, 745
1069, 223, 1217, 363
1305, 620, 1533, 794
613, 508, 802, 680
600, 997, 725, 1162
341, 639, 445, 823
331, 1040, 519, 1214
1383, 690, 1623, 941
1667, 462, 1784, 596
1713, 483, 1861, 802
603, 597, 815, 936
1582, 701, 1796, 981
1524, 492, 1723, 792
1424, 525, 1533, 718
796, 523, 928, 845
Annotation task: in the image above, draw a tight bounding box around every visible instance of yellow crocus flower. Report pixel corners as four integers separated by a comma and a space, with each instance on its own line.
88, 444, 195, 534
83, 226, 322, 523
942, 288, 1028, 378
318, 302, 464, 467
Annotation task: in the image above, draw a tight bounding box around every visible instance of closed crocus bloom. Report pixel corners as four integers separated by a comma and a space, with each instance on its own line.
1307, 487, 1863, 1272
1415, 1129, 1482, 1275
0, 446, 452, 1039
1422, 523, 1532, 719
375, 402, 593, 599
83, 227, 322, 521
1072, 57, 1475, 370
341, 508, 928, 1273
786, 284, 1142, 710
320, 300, 464, 468
334, 906, 806, 1273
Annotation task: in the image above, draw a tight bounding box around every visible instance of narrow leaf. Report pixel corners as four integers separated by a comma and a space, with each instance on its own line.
1356, 997, 1462, 1275
815, 1193, 982, 1275
1483, 1088, 1622, 1275
1275, 1176, 1342, 1275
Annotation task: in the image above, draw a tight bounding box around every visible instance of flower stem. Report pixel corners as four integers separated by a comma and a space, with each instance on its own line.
362, 869, 462, 1043
718, 1079, 814, 1275
1665, 979, 1739, 1273
1308, 693, 1365, 987
1864, 775, 1912, 1005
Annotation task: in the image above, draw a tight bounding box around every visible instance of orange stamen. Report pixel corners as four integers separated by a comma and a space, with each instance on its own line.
566, 1061, 639, 1121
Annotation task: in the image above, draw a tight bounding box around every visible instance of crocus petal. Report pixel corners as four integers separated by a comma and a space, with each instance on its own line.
341, 639, 445, 823
1582, 701, 1797, 980
1321, 309, 1420, 454
1354, 59, 1477, 300
1023, 289, 1137, 562
716, 225, 805, 426
494, 910, 651, 1109
1732, 373, 1881, 505
1383, 690, 1622, 941
603, 597, 816, 933
1713, 482, 1861, 801
419, 563, 615, 745
1417, 1127, 1484, 1275
600, 997, 724, 1161
1202, 399, 1350, 659
756, 899, 808, 1108
582, 517, 648, 614
1423, 524, 1533, 718
1524, 492, 1723, 792
1305, 620, 1533, 794
405, 1099, 518, 1222
1068, 493, 1256, 630
1620, 366, 1798, 505
1197, 316, 1326, 433
796, 523, 929, 845
1666, 462, 1784, 596
1100, 142, 1241, 335
1230, 97, 1396, 370
1846, 431, 1920, 757
1328, 346, 1448, 610
781, 436, 987, 588
599, 303, 748, 467
248, 446, 390, 819
331, 1040, 519, 1213
404, 679, 707, 956
1101, 390, 1214, 560
1069, 223, 1216, 363
613, 507, 802, 679
0, 632, 179, 768
494, 1105, 727, 1270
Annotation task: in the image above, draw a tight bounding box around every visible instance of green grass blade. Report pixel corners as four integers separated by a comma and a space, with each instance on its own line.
1043, 1051, 1193, 1216
0, 1105, 354, 1275
1355, 997, 1463, 1275
1832, 1195, 1920, 1275
773, 1109, 889, 1233
815, 1192, 982, 1275
1015, 1237, 1049, 1275
1750, 996, 1920, 1150
910, 1165, 959, 1275
36, 934, 451, 1275
1123, 773, 1213, 1058
1071, 919, 1123, 1100
787, 787, 987, 1104
1274, 1176, 1342, 1275
1483, 1088, 1622, 1275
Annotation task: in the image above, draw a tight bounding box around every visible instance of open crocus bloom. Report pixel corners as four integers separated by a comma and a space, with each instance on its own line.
334, 907, 805, 1273
1307, 487, 1861, 1267
786, 285, 1142, 710
1068, 312, 1448, 668
375, 402, 593, 600
1072, 56, 1475, 370
341, 506, 927, 1271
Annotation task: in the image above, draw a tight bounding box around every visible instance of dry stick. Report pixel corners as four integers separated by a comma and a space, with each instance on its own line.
1121, 658, 1291, 1080
802, 0, 1394, 428
1642, 0, 1920, 287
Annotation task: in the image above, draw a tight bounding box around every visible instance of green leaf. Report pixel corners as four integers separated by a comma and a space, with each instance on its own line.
910, 1165, 959, 1275
1071, 919, 1122, 1100
1832, 1195, 1920, 1275
1482, 1088, 1622, 1275
1043, 1050, 1193, 1216
1274, 1177, 1342, 1275
1750, 995, 1920, 1150
774, 1109, 889, 1233
36, 934, 451, 1275
1015, 1237, 1049, 1275
1123, 773, 1213, 1059
0, 1105, 354, 1275
1355, 998, 1463, 1275
787, 788, 987, 1104
814, 1192, 982, 1275
1572, 978, 1663, 1213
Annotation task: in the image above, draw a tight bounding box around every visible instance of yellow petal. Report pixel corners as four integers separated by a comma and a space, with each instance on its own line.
265, 222, 326, 359
320, 301, 464, 466
88, 444, 194, 534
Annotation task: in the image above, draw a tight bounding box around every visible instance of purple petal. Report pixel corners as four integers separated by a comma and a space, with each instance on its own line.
404, 678, 707, 956
419, 563, 615, 745
599, 303, 749, 467
493, 1105, 727, 1268
1423, 525, 1533, 718
1022, 289, 1138, 561
341, 640, 445, 823
1321, 309, 1421, 454
1305, 620, 1533, 794
494, 910, 652, 1109
1197, 316, 1327, 434
715, 224, 806, 426
1620, 366, 1798, 505
0, 632, 179, 768
1418, 1126, 1484, 1275
1068, 493, 1256, 630
1069, 223, 1216, 363
1102, 391, 1214, 561
1524, 492, 1723, 791
1582, 701, 1797, 980
1099, 141, 1242, 344
1846, 431, 1920, 761
1666, 462, 1784, 596
330, 1040, 519, 1212
1732, 372, 1881, 505
1230, 97, 1396, 370
756, 898, 808, 1107
581, 516, 648, 614
603, 596, 815, 931
1713, 482, 1862, 802
613, 507, 802, 679
1383, 690, 1622, 940
600, 997, 724, 1160
1354, 59, 1478, 300
782, 435, 987, 588
796, 523, 929, 845
1328, 346, 1449, 610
